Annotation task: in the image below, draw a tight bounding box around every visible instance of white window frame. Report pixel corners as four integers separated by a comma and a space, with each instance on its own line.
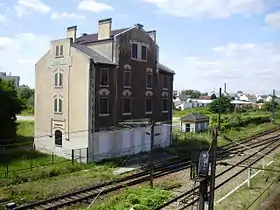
55, 44, 64, 58
53, 95, 63, 114
53, 69, 63, 88
130, 41, 148, 62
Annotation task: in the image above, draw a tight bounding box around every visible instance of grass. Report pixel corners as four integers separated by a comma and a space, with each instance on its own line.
20, 108, 34, 116
81, 186, 174, 210
0, 165, 118, 207
215, 153, 280, 210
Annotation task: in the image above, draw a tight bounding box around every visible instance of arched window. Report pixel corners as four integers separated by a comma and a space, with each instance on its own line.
54, 97, 63, 114
54, 71, 63, 87
54, 130, 62, 146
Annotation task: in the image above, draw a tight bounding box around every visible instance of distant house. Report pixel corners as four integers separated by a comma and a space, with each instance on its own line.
180, 113, 210, 133
239, 94, 249, 101
174, 99, 213, 110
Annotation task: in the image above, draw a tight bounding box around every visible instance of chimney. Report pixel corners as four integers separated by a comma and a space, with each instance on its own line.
67, 26, 77, 42
147, 30, 156, 42
224, 83, 227, 94
135, 23, 144, 29
98, 18, 112, 40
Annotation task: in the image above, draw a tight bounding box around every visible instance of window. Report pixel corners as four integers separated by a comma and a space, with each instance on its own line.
145, 98, 152, 113
100, 68, 109, 86
55, 46, 59, 57
132, 43, 138, 59
123, 97, 131, 115
124, 71, 131, 87
54, 97, 63, 114
55, 45, 64, 57
146, 73, 152, 89
99, 97, 109, 115
163, 75, 168, 89
131, 41, 148, 61
162, 98, 168, 112
141, 45, 147, 60
54, 72, 63, 87
54, 130, 62, 146
60, 45, 63, 56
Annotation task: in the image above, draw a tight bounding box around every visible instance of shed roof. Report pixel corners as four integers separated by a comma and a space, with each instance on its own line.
180, 113, 210, 122
72, 44, 117, 65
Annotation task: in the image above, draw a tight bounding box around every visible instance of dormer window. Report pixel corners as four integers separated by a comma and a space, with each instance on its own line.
131, 41, 148, 61
132, 43, 138, 59
141, 45, 147, 60
55, 45, 64, 58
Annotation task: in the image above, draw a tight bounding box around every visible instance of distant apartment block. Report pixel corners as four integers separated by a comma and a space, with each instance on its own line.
0, 72, 20, 87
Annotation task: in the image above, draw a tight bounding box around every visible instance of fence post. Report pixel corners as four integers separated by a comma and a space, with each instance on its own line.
71, 149, 74, 165
262, 158, 266, 174
247, 168, 251, 188
51, 152, 54, 165
30, 158, 33, 171
86, 148, 89, 164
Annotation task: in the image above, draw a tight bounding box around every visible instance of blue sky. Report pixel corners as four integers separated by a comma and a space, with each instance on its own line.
0, 0, 280, 94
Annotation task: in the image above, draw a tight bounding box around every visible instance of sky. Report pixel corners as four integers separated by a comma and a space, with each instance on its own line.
0, 0, 280, 94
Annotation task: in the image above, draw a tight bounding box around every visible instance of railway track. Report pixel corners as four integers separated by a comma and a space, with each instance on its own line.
156, 137, 280, 210
11, 128, 280, 210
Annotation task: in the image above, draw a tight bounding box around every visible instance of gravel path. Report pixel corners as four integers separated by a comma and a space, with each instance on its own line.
158, 132, 280, 210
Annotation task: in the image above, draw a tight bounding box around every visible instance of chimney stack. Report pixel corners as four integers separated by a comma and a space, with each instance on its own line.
147, 30, 156, 42
98, 18, 112, 40
224, 83, 227, 94
67, 26, 77, 42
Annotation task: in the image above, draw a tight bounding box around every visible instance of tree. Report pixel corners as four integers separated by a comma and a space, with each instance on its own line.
181, 89, 207, 99
0, 79, 23, 139
209, 96, 234, 114
210, 93, 217, 99
17, 85, 34, 112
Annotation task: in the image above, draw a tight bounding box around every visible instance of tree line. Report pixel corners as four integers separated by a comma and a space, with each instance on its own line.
0, 78, 34, 140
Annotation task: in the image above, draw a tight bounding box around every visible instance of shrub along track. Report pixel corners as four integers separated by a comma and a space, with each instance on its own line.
11, 128, 280, 210
155, 136, 280, 210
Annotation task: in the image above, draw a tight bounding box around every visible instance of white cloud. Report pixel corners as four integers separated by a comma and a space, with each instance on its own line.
142, 0, 278, 19
51, 12, 86, 20
0, 33, 50, 87
265, 11, 280, 29
0, 14, 6, 22
172, 42, 280, 94
78, 0, 113, 12
14, 0, 51, 17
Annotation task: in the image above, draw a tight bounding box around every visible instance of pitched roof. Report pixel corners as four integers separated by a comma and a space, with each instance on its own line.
180, 113, 210, 122
159, 63, 175, 74
72, 44, 117, 65
75, 28, 130, 44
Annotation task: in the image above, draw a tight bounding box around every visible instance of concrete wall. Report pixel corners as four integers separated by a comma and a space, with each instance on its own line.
69, 124, 171, 162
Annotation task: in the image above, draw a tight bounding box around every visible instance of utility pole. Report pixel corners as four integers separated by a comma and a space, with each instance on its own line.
272, 89, 276, 122
149, 120, 155, 188
199, 178, 208, 210
218, 87, 222, 130
208, 128, 218, 210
